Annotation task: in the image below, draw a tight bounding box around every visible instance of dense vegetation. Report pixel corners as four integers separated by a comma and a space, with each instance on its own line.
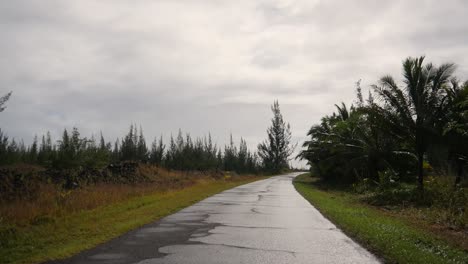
0, 126, 258, 173
0, 97, 296, 174
299, 56, 468, 229
0, 100, 296, 201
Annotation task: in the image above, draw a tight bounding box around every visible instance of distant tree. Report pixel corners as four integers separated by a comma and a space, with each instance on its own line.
56, 128, 73, 168
28, 135, 38, 163
120, 124, 137, 161
149, 136, 165, 165
216, 149, 223, 170
7, 139, 19, 164
224, 134, 238, 171
99, 132, 107, 151
136, 126, 148, 161
112, 138, 120, 162
176, 130, 184, 152
91, 132, 111, 167
165, 134, 177, 169
203, 134, 218, 169
55, 127, 89, 168
237, 138, 248, 172
258, 100, 295, 173
0, 129, 9, 165
0, 123, 260, 174
0, 91, 12, 112
38, 131, 54, 166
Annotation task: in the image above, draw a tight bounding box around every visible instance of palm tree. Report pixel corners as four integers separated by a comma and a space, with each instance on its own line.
443, 81, 468, 185
373, 56, 456, 191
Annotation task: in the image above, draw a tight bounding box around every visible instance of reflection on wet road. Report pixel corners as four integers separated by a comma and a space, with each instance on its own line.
53, 173, 380, 264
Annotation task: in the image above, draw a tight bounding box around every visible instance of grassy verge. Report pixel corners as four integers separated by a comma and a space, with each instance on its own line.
293, 173, 468, 264
0, 176, 264, 264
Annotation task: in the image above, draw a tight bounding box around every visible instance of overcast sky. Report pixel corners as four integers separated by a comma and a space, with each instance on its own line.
1, 0, 467, 167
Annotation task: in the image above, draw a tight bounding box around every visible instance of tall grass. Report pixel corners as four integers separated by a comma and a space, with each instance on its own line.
0, 165, 234, 226
0, 165, 263, 264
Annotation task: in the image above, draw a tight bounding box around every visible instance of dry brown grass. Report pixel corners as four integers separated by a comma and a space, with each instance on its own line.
1, 168, 264, 264
0, 165, 248, 227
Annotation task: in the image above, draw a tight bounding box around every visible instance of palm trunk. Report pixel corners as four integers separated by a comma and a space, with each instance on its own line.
417, 150, 424, 192
416, 122, 424, 193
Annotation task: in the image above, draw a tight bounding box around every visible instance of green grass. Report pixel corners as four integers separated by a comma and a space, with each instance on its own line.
0, 177, 263, 264
293, 173, 468, 264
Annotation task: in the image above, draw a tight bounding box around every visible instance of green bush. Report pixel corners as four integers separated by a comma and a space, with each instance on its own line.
425, 177, 467, 228
377, 169, 399, 191
352, 178, 373, 194
366, 184, 418, 206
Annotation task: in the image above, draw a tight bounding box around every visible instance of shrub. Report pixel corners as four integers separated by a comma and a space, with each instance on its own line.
352, 178, 373, 194
425, 177, 467, 228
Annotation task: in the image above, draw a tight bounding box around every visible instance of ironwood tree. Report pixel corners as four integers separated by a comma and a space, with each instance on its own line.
258, 100, 295, 173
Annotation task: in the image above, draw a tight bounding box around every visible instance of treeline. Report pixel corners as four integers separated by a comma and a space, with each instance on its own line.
0, 125, 261, 174
299, 56, 468, 191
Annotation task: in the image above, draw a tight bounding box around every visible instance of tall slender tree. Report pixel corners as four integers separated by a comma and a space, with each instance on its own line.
149, 136, 165, 165
258, 100, 295, 173
136, 126, 148, 161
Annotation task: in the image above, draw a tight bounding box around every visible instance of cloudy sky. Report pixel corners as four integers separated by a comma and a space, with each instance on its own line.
1, 0, 467, 167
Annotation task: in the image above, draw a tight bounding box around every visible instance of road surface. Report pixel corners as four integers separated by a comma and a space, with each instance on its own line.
52, 173, 379, 264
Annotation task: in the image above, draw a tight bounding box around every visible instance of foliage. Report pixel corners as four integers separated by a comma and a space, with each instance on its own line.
149, 136, 165, 165
0, 125, 261, 176
258, 100, 295, 173
299, 56, 468, 192
299, 99, 415, 183
425, 177, 468, 228
0, 91, 12, 113
0, 95, 295, 176
372, 56, 458, 191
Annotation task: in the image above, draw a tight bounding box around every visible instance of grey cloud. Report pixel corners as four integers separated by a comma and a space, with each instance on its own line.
1, 0, 468, 167
251, 50, 289, 69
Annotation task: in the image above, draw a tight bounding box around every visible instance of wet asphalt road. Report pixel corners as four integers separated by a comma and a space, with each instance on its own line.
51, 173, 379, 264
